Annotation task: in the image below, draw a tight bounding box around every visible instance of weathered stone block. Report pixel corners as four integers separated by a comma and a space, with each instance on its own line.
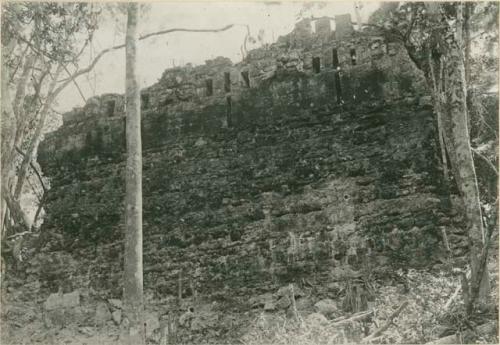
111, 310, 122, 325
43, 290, 80, 310
306, 312, 328, 325
335, 14, 354, 39
314, 298, 338, 317
108, 298, 122, 310
145, 311, 160, 339
94, 302, 111, 326
315, 17, 331, 37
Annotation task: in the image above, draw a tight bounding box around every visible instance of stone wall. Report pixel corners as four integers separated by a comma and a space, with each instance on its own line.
30, 15, 455, 342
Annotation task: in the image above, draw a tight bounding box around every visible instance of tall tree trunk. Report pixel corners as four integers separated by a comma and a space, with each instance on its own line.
1, 185, 30, 231
123, 3, 145, 345
1, 54, 36, 231
442, 4, 490, 311
463, 2, 473, 134
354, 2, 363, 31
1, 41, 19, 237
11, 55, 39, 162
13, 64, 63, 201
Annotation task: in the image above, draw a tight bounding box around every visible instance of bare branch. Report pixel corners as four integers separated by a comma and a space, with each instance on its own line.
63, 64, 86, 103
362, 301, 409, 342
32, 193, 46, 228
57, 24, 237, 87
26, 174, 43, 202
472, 148, 498, 176
404, 6, 418, 43
14, 146, 47, 193
13, 64, 63, 201
139, 24, 235, 41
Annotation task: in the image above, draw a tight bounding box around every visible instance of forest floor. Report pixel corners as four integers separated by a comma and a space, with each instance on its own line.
1, 256, 498, 345
242, 257, 499, 345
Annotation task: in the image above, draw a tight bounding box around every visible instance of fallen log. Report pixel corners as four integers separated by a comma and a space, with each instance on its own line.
362, 301, 409, 342
330, 310, 374, 327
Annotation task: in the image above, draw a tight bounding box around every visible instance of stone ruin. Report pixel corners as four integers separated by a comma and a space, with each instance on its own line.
18, 14, 458, 342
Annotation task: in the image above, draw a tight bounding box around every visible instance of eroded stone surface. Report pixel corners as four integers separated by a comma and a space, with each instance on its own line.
30, 14, 454, 344
44, 291, 80, 310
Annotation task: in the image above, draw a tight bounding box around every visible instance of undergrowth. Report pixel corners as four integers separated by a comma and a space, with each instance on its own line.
241, 264, 498, 345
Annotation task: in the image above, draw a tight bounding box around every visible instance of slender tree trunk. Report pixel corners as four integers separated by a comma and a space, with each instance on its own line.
11, 55, 39, 162
354, 2, 363, 31
442, 4, 490, 310
1, 185, 30, 231
13, 64, 63, 201
1, 55, 37, 233
12, 55, 35, 121
1, 42, 19, 237
123, 3, 145, 345
464, 2, 472, 109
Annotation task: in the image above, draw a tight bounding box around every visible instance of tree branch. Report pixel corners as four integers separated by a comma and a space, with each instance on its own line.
330, 310, 374, 327
14, 146, 47, 193
32, 192, 46, 228
362, 301, 409, 342
63, 63, 86, 103
13, 64, 63, 201
404, 7, 418, 43
139, 24, 235, 41
26, 174, 43, 202
57, 24, 237, 86
472, 148, 498, 176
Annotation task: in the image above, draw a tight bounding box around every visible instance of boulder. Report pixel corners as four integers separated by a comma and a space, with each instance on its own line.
43, 308, 66, 329
108, 298, 122, 310
44, 293, 61, 311
44, 290, 80, 310
264, 300, 276, 311
194, 137, 207, 147
94, 302, 112, 326
112, 310, 122, 325
179, 311, 194, 327
144, 311, 160, 339
249, 292, 273, 309
62, 290, 80, 308
295, 296, 314, 313
276, 284, 304, 298
331, 266, 361, 280
276, 295, 291, 310
326, 282, 342, 294
78, 326, 95, 337
314, 298, 338, 317
190, 316, 210, 332
306, 312, 329, 326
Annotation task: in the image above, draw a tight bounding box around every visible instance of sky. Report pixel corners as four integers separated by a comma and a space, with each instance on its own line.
56, 1, 380, 112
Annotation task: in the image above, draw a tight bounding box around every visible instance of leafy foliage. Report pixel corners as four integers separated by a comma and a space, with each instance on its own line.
2, 2, 99, 63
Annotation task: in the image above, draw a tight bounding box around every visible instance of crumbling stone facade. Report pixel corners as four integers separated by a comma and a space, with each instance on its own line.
33, 15, 454, 342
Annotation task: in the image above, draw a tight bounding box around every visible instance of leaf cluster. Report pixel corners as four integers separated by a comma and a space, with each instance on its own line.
2, 2, 100, 63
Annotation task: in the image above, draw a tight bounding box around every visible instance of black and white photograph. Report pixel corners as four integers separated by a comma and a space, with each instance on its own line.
0, 1, 498, 344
